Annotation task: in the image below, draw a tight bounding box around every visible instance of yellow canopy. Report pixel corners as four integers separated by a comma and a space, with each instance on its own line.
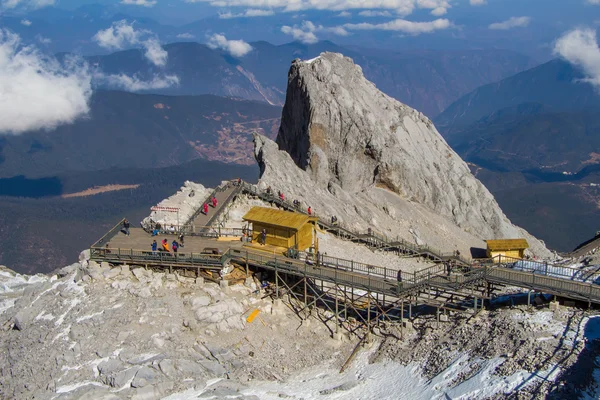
243, 207, 317, 230
485, 239, 529, 251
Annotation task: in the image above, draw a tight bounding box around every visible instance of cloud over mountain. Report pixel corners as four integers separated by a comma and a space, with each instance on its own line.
219, 9, 274, 18
121, 0, 157, 6
183, 0, 450, 17
94, 73, 180, 91
343, 18, 452, 34
0, 30, 91, 135
489, 16, 531, 30
207, 34, 253, 57
554, 28, 600, 89
1, 0, 54, 10
282, 21, 349, 44
93, 20, 168, 67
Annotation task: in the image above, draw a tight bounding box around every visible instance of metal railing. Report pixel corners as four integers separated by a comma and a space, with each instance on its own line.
90, 240, 600, 304
91, 218, 126, 249
91, 246, 224, 268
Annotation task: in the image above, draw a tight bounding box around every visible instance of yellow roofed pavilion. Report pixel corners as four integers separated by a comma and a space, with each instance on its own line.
485, 239, 529, 259
243, 207, 318, 250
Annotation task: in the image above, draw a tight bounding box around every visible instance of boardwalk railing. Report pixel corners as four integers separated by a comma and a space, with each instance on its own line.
91, 219, 126, 251
92, 246, 225, 268
240, 181, 472, 265
91, 240, 600, 304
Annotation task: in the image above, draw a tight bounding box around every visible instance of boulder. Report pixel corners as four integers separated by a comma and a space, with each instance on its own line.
104, 367, 139, 388
130, 381, 174, 400
175, 359, 206, 377
199, 360, 226, 377
103, 268, 122, 281
98, 359, 124, 376
191, 296, 212, 309
132, 366, 162, 388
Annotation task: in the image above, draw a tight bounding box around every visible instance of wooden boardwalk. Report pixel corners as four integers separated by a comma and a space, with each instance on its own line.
90, 179, 600, 313
109, 228, 243, 254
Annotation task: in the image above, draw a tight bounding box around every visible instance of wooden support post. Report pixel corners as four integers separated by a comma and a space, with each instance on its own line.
304, 277, 307, 308
275, 265, 279, 298
527, 290, 531, 307
367, 293, 371, 332
344, 285, 348, 321
336, 294, 339, 334
400, 300, 404, 324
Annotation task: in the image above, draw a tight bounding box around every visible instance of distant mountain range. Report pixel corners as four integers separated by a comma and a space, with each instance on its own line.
435, 58, 600, 251
0, 91, 280, 178
435, 59, 600, 174
86, 41, 537, 117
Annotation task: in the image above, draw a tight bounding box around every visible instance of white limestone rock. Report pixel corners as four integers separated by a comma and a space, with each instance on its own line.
256, 52, 550, 257
141, 181, 212, 230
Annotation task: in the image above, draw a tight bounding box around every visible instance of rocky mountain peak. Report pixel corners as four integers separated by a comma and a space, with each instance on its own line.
262, 52, 549, 256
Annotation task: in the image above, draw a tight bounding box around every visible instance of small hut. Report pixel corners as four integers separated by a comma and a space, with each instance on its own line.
485, 239, 529, 259
243, 207, 318, 250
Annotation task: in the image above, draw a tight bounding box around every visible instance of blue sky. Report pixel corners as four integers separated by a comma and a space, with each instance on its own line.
1, 0, 599, 134
0, 0, 597, 60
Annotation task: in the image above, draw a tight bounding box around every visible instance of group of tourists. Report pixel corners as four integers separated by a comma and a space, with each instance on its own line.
151, 234, 184, 255
202, 197, 218, 216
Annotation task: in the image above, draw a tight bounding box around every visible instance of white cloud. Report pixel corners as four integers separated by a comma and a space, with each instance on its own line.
93, 20, 141, 50
184, 0, 449, 17
0, 30, 92, 135
219, 8, 274, 18
95, 73, 180, 91
358, 10, 391, 17
143, 37, 168, 66
343, 18, 452, 34
176, 33, 195, 39
586, 0, 600, 4
470, 0, 486, 4
336, 11, 351, 17
20, 19, 32, 26
1, 0, 54, 10
554, 28, 600, 89
36, 35, 51, 44
207, 34, 253, 57
489, 16, 531, 30
282, 20, 349, 44
121, 0, 157, 6
282, 24, 319, 44
93, 21, 168, 67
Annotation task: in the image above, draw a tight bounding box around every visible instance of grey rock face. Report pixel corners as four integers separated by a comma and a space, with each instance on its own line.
267, 52, 549, 256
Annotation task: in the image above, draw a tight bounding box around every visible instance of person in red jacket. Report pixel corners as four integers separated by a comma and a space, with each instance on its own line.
307, 206, 312, 216
203, 203, 209, 215
212, 197, 218, 208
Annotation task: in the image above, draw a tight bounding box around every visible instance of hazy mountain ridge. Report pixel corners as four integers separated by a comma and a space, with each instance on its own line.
0, 91, 280, 178
85, 41, 537, 117
435, 58, 600, 251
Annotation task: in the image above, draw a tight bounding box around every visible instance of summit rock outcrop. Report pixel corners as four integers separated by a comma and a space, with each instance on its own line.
258, 52, 550, 256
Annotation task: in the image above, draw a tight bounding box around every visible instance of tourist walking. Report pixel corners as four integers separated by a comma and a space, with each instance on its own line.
172, 240, 178, 253
178, 233, 184, 247
123, 219, 130, 236
162, 239, 170, 252
307, 206, 312, 216
203, 203, 209, 215
261, 229, 267, 245
151, 240, 157, 255
212, 197, 218, 208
